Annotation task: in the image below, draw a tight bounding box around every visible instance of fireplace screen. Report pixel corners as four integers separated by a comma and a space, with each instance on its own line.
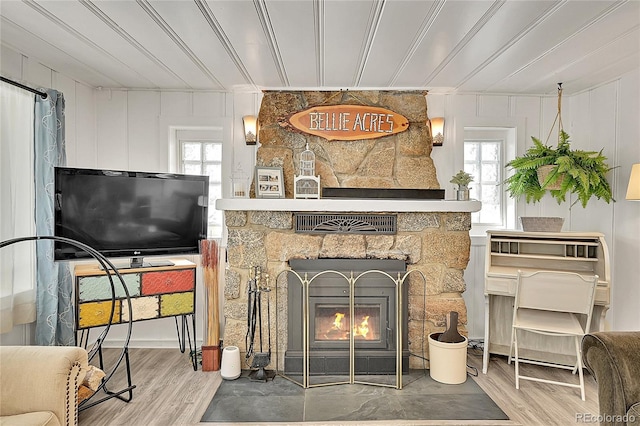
314, 304, 381, 342
285, 258, 409, 376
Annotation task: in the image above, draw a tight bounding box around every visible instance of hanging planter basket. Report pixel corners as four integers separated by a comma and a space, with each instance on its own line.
505, 83, 614, 208
536, 165, 564, 190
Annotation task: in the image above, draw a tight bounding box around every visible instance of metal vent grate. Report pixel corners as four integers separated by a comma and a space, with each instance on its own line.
294, 213, 397, 234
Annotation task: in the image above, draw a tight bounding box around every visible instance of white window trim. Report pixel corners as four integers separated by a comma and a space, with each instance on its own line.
465, 130, 507, 228
454, 117, 525, 238
160, 116, 232, 188
159, 116, 232, 240
178, 131, 224, 239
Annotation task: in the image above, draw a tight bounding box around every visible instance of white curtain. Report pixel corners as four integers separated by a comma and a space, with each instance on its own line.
0, 81, 37, 334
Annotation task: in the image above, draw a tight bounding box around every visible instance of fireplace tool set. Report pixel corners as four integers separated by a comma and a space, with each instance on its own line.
245, 265, 275, 381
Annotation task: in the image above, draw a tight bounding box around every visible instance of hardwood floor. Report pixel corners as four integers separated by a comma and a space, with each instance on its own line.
78, 348, 221, 426
78, 346, 599, 426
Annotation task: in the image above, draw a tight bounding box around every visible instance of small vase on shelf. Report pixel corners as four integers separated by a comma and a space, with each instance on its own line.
450, 170, 473, 201
455, 187, 470, 201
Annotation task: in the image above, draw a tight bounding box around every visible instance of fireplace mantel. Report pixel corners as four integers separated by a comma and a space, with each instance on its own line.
216, 198, 481, 213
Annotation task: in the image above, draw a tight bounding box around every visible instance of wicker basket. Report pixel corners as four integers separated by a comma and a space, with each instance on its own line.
536, 165, 563, 190
519, 217, 565, 232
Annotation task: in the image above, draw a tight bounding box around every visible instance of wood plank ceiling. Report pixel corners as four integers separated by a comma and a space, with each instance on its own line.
1, 0, 638, 95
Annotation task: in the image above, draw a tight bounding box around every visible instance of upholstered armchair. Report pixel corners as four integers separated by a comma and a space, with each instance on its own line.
0, 345, 88, 426
582, 331, 640, 426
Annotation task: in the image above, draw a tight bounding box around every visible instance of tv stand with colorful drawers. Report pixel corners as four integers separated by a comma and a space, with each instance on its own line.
74, 259, 198, 370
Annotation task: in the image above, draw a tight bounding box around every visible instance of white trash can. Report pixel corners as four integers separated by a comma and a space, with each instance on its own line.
428, 332, 468, 384
220, 346, 241, 380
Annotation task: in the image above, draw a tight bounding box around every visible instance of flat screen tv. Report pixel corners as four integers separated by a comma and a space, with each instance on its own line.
54, 167, 209, 268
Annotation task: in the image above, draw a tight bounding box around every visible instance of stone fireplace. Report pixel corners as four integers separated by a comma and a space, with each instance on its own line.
217, 200, 478, 372
216, 90, 480, 372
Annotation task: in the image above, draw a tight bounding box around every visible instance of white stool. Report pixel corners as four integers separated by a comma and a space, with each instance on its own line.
220, 346, 241, 380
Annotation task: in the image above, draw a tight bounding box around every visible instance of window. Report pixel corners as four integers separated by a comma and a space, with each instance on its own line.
465, 139, 503, 225
464, 127, 516, 231
178, 130, 223, 239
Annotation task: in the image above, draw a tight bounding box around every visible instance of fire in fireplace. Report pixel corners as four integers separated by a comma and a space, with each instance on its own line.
315, 305, 378, 341
285, 259, 409, 375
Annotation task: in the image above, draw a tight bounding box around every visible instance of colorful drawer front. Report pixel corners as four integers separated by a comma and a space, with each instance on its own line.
160, 292, 195, 316
121, 296, 160, 322
142, 269, 194, 295
78, 273, 141, 302
78, 300, 121, 328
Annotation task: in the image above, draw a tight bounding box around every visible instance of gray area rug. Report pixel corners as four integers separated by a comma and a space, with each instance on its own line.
201, 370, 509, 423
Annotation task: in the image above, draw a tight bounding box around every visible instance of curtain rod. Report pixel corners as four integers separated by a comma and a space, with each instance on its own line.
0, 76, 48, 99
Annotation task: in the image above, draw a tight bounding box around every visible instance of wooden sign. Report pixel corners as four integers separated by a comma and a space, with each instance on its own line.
287, 105, 409, 141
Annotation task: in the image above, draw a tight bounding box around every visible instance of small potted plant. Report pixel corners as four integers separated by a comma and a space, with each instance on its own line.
450, 170, 473, 201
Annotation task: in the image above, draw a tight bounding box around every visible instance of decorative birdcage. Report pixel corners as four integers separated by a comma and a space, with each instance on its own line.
294, 175, 320, 199
299, 143, 316, 176
294, 143, 320, 199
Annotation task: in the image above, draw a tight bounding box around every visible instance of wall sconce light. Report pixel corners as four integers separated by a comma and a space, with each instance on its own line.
243, 115, 258, 145
626, 163, 640, 200
429, 117, 444, 146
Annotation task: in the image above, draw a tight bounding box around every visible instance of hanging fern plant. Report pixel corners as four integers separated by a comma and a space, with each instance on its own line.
504, 84, 615, 208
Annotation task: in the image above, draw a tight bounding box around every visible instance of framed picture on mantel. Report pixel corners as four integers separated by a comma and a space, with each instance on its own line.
255, 166, 284, 198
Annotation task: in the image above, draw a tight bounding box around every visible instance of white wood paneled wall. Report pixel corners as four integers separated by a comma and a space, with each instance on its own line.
430, 74, 640, 338
1, 45, 638, 348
